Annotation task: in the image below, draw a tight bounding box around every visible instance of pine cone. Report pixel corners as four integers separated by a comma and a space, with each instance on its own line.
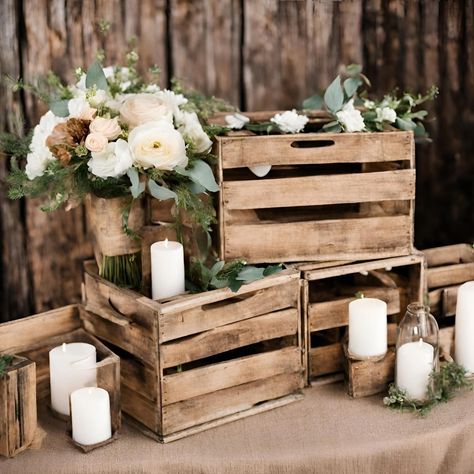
46, 118, 90, 162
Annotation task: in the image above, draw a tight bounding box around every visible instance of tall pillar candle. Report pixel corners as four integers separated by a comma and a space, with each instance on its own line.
151, 239, 185, 300
396, 338, 434, 400
348, 298, 387, 359
71, 387, 112, 446
49, 343, 97, 416
455, 281, 474, 372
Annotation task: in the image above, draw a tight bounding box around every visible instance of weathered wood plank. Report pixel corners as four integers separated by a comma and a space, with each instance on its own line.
424, 244, 474, 268
427, 263, 474, 289
310, 343, 343, 377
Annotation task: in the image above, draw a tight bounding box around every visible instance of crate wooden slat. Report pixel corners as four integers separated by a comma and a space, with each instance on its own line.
0, 306, 121, 434
0, 356, 37, 458
215, 129, 415, 263
424, 244, 474, 319
302, 254, 425, 385
82, 261, 304, 442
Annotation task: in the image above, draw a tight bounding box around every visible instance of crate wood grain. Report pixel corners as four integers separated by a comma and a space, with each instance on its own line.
82, 261, 304, 442
302, 254, 425, 385
214, 129, 415, 263
424, 244, 474, 319
0, 356, 37, 458
0, 306, 121, 434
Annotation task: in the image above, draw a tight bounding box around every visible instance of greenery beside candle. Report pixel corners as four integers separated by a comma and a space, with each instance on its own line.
0, 355, 13, 377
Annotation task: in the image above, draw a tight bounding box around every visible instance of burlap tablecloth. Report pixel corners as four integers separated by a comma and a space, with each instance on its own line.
2, 382, 474, 474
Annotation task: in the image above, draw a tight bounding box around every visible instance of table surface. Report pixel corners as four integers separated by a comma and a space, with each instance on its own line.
2, 382, 474, 474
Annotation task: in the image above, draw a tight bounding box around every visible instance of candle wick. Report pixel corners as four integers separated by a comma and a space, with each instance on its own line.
62, 343, 67, 353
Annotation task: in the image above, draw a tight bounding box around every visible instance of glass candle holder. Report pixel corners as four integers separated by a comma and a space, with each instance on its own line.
395, 303, 439, 401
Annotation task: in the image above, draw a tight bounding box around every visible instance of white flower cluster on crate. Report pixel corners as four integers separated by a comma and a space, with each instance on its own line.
25, 65, 213, 181
336, 99, 365, 133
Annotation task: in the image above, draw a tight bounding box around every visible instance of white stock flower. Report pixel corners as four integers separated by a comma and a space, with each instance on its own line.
178, 111, 212, 153
25, 111, 66, 180
68, 92, 96, 120
225, 113, 250, 130
88, 89, 109, 107
271, 109, 308, 133
154, 90, 188, 119
376, 106, 397, 123
128, 120, 188, 170
336, 99, 365, 132
145, 84, 160, 93
120, 93, 173, 129
88, 139, 133, 178
85, 133, 108, 153
90, 117, 122, 140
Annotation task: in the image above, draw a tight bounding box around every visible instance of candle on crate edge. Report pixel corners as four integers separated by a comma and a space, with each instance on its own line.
455, 281, 474, 373
71, 387, 112, 446
348, 297, 387, 359
151, 238, 185, 300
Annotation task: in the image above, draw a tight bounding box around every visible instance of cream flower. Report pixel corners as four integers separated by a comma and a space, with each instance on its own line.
178, 111, 212, 153
120, 93, 173, 129
88, 89, 109, 108
271, 109, 308, 133
90, 117, 122, 140
155, 90, 188, 119
376, 106, 397, 123
336, 99, 365, 132
25, 111, 66, 179
85, 133, 108, 153
128, 120, 188, 170
225, 113, 250, 130
88, 139, 133, 178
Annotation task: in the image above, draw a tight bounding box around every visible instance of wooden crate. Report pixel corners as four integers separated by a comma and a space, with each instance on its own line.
0, 306, 121, 434
302, 254, 425, 385
424, 244, 474, 321
0, 356, 36, 458
82, 261, 304, 442
213, 125, 415, 263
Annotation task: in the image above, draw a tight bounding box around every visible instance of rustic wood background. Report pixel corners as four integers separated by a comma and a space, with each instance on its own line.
0, 0, 473, 321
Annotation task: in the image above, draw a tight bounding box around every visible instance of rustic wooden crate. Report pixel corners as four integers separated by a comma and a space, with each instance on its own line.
82, 261, 304, 442
424, 244, 474, 321
302, 254, 425, 385
0, 356, 37, 458
0, 305, 121, 434
211, 124, 415, 264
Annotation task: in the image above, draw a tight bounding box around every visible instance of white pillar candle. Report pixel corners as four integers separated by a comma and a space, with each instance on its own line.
249, 164, 272, 177
455, 281, 474, 372
396, 338, 434, 400
151, 239, 185, 300
71, 387, 112, 446
49, 343, 97, 416
348, 298, 387, 358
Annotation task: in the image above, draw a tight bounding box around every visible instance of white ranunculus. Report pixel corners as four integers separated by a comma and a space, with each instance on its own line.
178, 111, 212, 153
336, 99, 365, 132
120, 93, 174, 129
90, 117, 122, 140
25, 111, 67, 180
85, 133, 108, 153
225, 113, 250, 130
271, 109, 308, 133
88, 139, 133, 178
376, 106, 397, 123
128, 120, 188, 170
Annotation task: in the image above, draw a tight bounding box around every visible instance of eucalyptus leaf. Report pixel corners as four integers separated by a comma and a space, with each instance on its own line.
263, 264, 283, 277
322, 121, 342, 133
345, 64, 363, 76
186, 181, 207, 194
396, 117, 417, 131
343, 77, 362, 99
148, 179, 177, 201
210, 260, 225, 277
302, 94, 323, 110
181, 159, 219, 193
50, 100, 70, 117
127, 168, 145, 198
86, 61, 109, 91
228, 279, 244, 292
236, 266, 265, 282
324, 76, 344, 113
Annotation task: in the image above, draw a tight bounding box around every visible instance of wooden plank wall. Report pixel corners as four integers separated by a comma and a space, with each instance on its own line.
0, 0, 473, 321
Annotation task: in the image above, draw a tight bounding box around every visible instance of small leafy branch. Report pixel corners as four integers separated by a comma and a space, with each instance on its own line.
384, 362, 472, 416
0, 355, 13, 377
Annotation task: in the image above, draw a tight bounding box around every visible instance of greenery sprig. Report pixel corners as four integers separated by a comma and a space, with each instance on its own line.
0, 355, 13, 377
384, 362, 472, 416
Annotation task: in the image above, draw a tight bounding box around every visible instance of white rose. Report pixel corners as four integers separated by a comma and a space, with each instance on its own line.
128, 120, 188, 170
178, 111, 212, 153
376, 106, 397, 123
271, 109, 308, 133
85, 133, 108, 153
336, 99, 365, 132
90, 117, 122, 140
88, 139, 133, 178
25, 111, 66, 179
120, 93, 173, 129
225, 113, 250, 130
68, 93, 96, 120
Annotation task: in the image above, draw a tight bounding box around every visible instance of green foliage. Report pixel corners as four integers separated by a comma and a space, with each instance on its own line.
100, 252, 141, 289
0, 355, 13, 377
324, 75, 344, 113
177, 159, 219, 193
86, 61, 109, 92
384, 362, 472, 416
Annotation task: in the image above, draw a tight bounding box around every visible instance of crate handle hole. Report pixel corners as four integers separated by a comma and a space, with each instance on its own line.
290, 140, 335, 149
